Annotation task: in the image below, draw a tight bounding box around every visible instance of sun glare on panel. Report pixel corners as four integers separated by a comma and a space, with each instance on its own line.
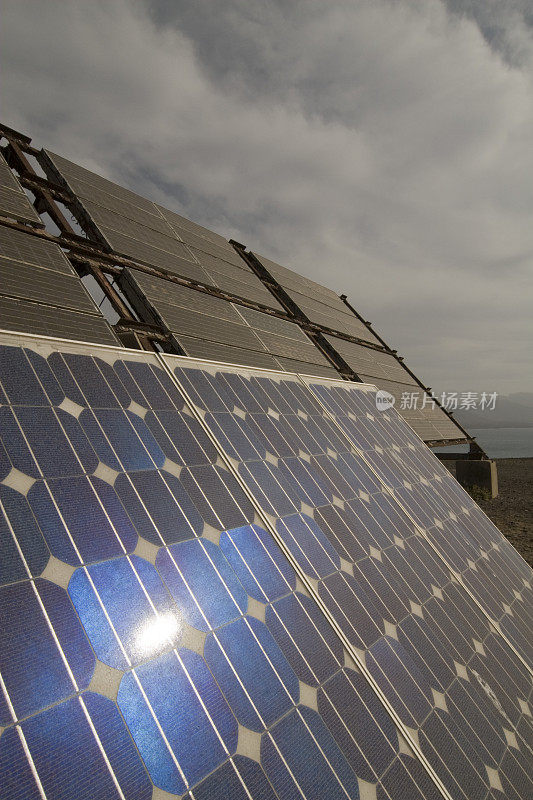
134, 612, 182, 659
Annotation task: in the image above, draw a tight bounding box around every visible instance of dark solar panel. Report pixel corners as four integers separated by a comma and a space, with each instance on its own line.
252, 251, 383, 343
0, 225, 73, 274
81, 196, 178, 239
0, 297, 119, 345
39, 146, 472, 445
44, 150, 158, 214
174, 335, 282, 370
236, 305, 311, 341
121, 268, 244, 323
156, 204, 230, 247
0, 256, 99, 313
0, 153, 42, 226
324, 335, 415, 383
356, 375, 463, 442
273, 356, 339, 378
0, 221, 119, 346
99, 226, 209, 278
122, 268, 335, 375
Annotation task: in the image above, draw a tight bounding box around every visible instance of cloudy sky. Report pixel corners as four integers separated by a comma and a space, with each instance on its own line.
1, 0, 532, 395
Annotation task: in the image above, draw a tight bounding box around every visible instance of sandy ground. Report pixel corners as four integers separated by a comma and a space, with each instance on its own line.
447, 458, 533, 567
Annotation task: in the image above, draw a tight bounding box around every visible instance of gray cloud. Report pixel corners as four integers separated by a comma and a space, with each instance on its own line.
1, 0, 532, 394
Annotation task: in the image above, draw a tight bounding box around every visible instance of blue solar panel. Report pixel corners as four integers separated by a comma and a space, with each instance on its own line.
27, 476, 138, 564
262, 705, 361, 800
2, 336, 466, 800
304, 378, 533, 667
164, 358, 533, 800
69, 555, 182, 669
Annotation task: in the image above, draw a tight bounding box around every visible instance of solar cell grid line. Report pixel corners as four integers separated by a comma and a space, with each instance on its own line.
0, 336, 237, 797
160, 355, 533, 800
0, 224, 74, 273
0, 333, 444, 800
301, 375, 533, 673
309, 381, 533, 648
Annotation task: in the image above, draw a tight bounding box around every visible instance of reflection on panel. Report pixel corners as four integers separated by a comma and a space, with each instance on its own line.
0, 332, 452, 800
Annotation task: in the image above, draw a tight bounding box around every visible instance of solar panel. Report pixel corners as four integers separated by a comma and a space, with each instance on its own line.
0, 331, 463, 800
0, 296, 119, 345
156, 204, 230, 247
173, 336, 283, 370
121, 268, 337, 375
162, 355, 533, 800
0, 223, 119, 346
35, 144, 473, 445
0, 153, 42, 226
252, 251, 383, 343
356, 376, 464, 443
43, 151, 159, 215
0, 255, 99, 313
45, 151, 285, 312
81, 197, 179, 241
0, 225, 74, 274
302, 377, 533, 665
194, 253, 286, 310
247, 252, 469, 443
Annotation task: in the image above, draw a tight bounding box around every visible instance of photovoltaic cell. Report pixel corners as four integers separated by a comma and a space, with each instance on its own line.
1, 334, 459, 800
0, 224, 73, 273
0, 693, 153, 800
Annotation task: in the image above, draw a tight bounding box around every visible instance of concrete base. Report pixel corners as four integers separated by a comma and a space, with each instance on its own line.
455, 459, 498, 500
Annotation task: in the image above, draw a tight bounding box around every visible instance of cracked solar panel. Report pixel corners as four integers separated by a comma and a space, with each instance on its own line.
164, 355, 533, 800
0, 332, 451, 800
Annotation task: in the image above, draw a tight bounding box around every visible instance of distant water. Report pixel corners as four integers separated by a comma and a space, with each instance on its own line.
437, 427, 533, 459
